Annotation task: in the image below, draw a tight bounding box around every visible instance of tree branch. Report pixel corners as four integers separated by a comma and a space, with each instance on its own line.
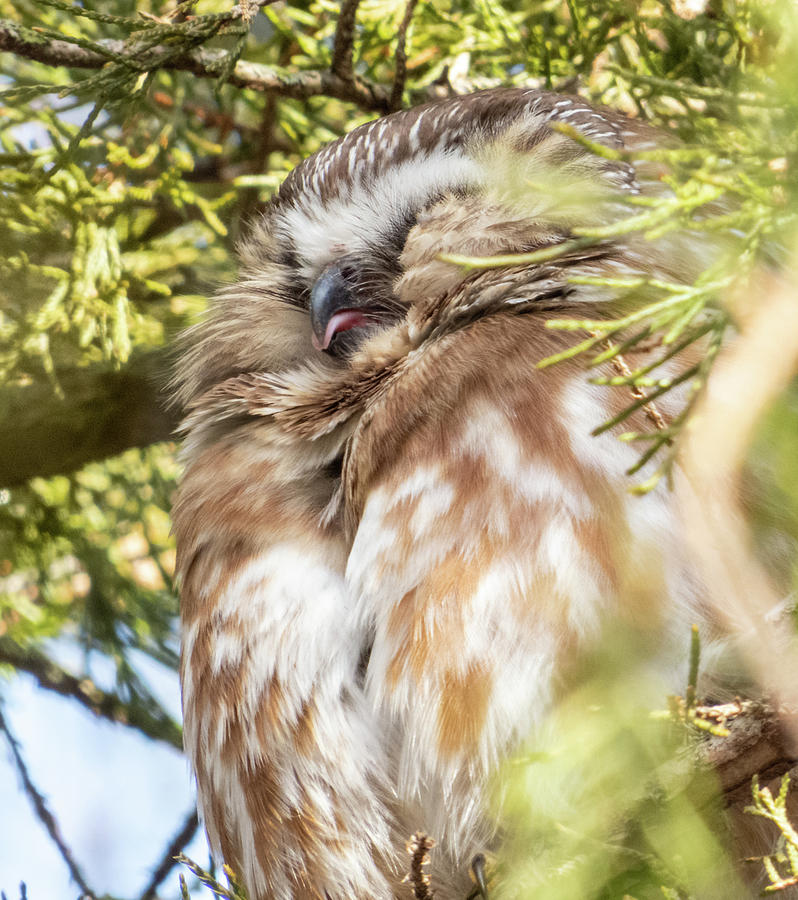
330, 0, 361, 83
0, 350, 179, 488
0, 638, 183, 751
700, 701, 798, 803
140, 808, 200, 900
390, 0, 418, 112
0, 705, 96, 898
0, 19, 390, 113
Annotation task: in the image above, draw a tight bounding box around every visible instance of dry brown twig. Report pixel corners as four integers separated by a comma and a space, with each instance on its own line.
610, 347, 669, 432
405, 832, 436, 900
588, 330, 669, 434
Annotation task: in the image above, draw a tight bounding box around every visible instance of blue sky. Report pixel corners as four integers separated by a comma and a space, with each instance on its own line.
0, 659, 208, 899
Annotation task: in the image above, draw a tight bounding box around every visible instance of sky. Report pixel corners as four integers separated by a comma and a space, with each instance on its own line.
0, 654, 209, 900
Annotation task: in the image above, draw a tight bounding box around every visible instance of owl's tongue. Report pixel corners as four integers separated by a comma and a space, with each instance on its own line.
312, 309, 369, 351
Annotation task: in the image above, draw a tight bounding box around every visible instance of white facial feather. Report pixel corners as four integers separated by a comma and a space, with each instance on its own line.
277, 151, 484, 280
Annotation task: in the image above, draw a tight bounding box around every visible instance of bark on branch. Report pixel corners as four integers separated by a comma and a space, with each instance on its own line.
0, 350, 179, 488
700, 701, 798, 803
331, 0, 361, 83
0, 19, 391, 113
390, 0, 419, 112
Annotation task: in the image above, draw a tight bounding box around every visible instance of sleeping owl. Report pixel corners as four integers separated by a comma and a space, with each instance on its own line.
172, 87, 726, 899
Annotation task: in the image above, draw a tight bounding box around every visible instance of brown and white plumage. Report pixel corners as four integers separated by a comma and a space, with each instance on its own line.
173, 88, 722, 899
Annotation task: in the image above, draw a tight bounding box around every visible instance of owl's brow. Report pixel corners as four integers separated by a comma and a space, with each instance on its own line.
272, 88, 630, 210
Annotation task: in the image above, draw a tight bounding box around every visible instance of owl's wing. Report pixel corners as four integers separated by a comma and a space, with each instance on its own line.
174, 431, 396, 899
345, 311, 684, 870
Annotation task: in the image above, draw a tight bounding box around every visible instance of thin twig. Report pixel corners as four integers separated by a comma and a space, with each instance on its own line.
330, 0, 361, 82
0, 638, 183, 750
405, 832, 435, 900
140, 808, 200, 900
390, 0, 418, 111
1, 883, 29, 900
610, 347, 668, 433
586, 331, 669, 435
0, 705, 96, 898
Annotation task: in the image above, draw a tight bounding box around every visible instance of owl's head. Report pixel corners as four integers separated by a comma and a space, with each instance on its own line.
174, 88, 706, 437
248, 89, 660, 355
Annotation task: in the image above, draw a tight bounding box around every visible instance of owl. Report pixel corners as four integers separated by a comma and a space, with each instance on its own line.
172, 88, 723, 899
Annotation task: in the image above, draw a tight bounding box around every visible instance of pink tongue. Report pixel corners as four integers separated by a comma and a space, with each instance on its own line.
313, 309, 369, 351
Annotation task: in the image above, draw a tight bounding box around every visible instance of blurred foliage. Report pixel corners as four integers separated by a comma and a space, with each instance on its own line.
0, 0, 796, 898
1, 445, 178, 669
747, 381, 798, 601
747, 774, 798, 893
496, 643, 745, 900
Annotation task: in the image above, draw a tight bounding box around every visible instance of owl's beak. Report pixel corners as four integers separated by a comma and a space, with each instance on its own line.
309, 264, 369, 352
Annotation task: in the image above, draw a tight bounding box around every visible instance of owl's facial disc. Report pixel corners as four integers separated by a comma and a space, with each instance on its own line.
309, 261, 385, 355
